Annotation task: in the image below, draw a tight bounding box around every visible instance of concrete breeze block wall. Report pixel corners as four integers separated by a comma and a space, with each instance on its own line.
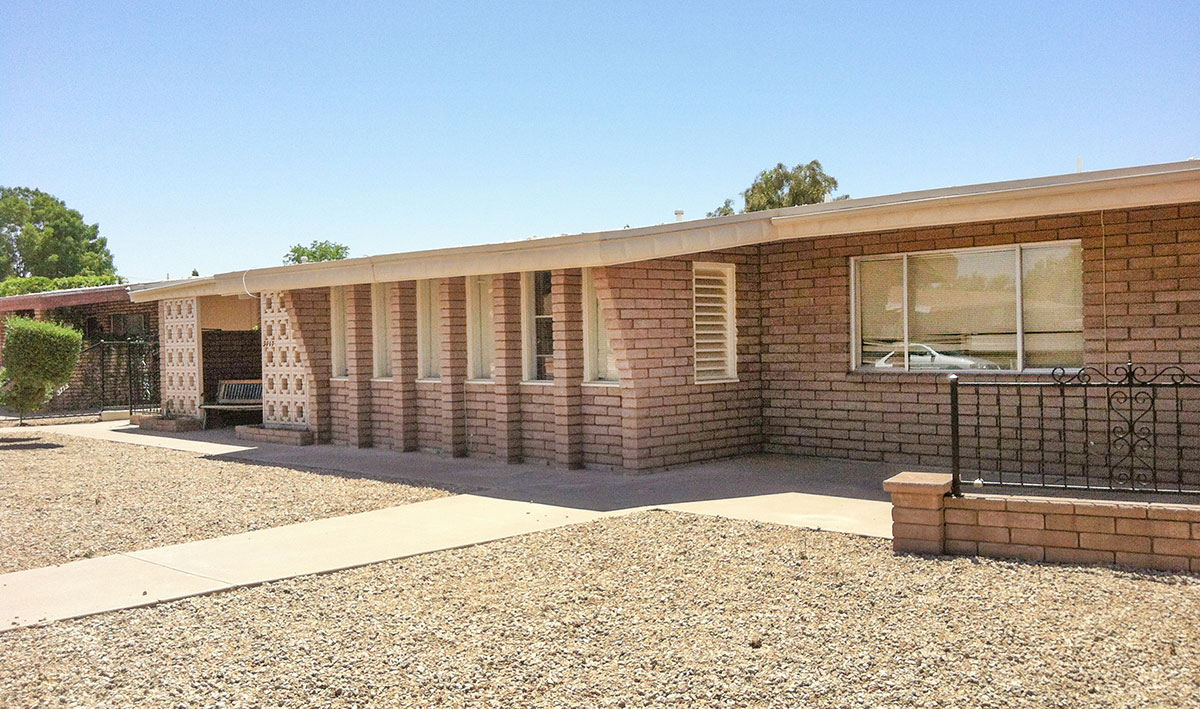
886, 472, 1200, 573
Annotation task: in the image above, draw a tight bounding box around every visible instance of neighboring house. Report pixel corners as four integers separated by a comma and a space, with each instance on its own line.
0, 279, 185, 412
128, 161, 1200, 472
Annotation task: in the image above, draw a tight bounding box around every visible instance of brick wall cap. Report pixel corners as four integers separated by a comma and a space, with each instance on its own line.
883, 472, 953, 494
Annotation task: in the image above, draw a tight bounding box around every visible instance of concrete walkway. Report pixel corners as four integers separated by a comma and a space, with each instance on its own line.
2, 495, 605, 631
2, 421, 897, 631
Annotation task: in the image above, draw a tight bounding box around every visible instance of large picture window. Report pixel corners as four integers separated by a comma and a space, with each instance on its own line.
853, 242, 1082, 372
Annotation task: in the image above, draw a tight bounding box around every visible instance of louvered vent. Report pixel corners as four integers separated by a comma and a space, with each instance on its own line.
693, 262, 737, 382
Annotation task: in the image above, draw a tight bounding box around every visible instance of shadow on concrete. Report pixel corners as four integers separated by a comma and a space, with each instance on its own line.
166, 428, 903, 511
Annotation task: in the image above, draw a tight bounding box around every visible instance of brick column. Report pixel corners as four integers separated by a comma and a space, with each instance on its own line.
593, 265, 648, 471
33, 309, 49, 322
391, 281, 419, 451
288, 288, 333, 444
883, 472, 952, 554
340, 284, 373, 447
552, 269, 584, 469
440, 277, 467, 457
493, 273, 523, 463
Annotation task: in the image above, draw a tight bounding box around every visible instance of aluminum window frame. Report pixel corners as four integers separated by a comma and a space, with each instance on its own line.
849, 239, 1083, 373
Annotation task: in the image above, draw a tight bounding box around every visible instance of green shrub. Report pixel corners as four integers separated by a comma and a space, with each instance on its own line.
0, 316, 83, 418
0, 274, 124, 297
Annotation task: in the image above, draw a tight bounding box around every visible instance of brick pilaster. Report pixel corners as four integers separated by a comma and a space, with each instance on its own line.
440, 277, 467, 457
552, 269, 584, 469
493, 273, 523, 462
391, 281, 419, 451
883, 472, 952, 554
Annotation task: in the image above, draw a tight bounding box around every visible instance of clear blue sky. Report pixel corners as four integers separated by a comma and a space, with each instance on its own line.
2, 1, 1197, 282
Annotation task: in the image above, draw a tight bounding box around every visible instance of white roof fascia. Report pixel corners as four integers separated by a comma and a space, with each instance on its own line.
128, 160, 1200, 303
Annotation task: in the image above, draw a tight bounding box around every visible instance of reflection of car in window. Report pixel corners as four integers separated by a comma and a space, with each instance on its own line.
873, 344, 1003, 370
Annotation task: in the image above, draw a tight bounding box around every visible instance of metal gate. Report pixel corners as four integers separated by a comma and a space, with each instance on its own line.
41, 340, 160, 417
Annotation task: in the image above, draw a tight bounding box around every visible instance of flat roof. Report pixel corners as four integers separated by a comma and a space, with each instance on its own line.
130, 159, 1200, 302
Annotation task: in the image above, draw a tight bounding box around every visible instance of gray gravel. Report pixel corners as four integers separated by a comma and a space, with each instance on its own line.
0, 431, 447, 573
2, 511, 1197, 707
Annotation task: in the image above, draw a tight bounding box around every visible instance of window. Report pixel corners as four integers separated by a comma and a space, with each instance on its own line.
853, 241, 1083, 372
110, 313, 147, 338
417, 279, 442, 379
522, 270, 554, 381
371, 283, 392, 378
330, 286, 348, 377
583, 269, 617, 382
693, 262, 737, 382
467, 275, 496, 380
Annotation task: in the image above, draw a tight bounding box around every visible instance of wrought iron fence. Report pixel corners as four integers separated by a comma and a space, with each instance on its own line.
38, 339, 160, 417
949, 362, 1200, 496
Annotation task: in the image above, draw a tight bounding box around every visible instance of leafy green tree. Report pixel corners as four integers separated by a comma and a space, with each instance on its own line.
284, 240, 350, 264
0, 274, 123, 297
0, 316, 83, 422
708, 160, 847, 217
0, 187, 115, 278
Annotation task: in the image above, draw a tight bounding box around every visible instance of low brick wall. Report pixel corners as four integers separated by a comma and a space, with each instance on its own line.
235, 424, 315, 446
885, 472, 1200, 574
132, 414, 202, 433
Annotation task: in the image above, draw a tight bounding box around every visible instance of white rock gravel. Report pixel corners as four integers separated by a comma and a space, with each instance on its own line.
0, 431, 447, 573
2, 511, 1197, 707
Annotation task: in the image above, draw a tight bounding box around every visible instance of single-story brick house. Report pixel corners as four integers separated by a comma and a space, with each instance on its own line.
128, 161, 1200, 472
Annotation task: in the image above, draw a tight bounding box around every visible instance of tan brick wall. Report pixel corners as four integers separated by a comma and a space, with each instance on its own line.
246, 201, 1198, 474
465, 382, 495, 457
596, 251, 763, 470
887, 472, 1200, 573
762, 201, 1200, 468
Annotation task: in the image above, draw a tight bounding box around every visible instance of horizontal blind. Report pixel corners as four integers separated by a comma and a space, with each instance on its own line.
693, 262, 736, 381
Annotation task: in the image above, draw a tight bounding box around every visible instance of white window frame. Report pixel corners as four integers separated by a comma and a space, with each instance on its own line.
692, 262, 738, 383
371, 282, 392, 378
849, 239, 1083, 373
416, 279, 441, 380
466, 274, 495, 381
521, 271, 554, 382
330, 285, 348, 378
582, 268, 617, 383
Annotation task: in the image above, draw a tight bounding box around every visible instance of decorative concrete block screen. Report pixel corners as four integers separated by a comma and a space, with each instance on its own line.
261, 290, 310, 427
160, 297, 203, 416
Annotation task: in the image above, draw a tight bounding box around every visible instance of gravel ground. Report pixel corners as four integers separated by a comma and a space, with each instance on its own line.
2, 511, 1196, 707
0, 413, 100, 428
0, 431, 447, 573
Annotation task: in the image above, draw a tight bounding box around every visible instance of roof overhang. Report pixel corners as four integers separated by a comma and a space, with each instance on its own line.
130, 160, 1200, 303
0, 284, 131, 312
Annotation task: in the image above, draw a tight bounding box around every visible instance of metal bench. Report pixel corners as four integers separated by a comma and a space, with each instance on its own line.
199, 379, 262, 429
